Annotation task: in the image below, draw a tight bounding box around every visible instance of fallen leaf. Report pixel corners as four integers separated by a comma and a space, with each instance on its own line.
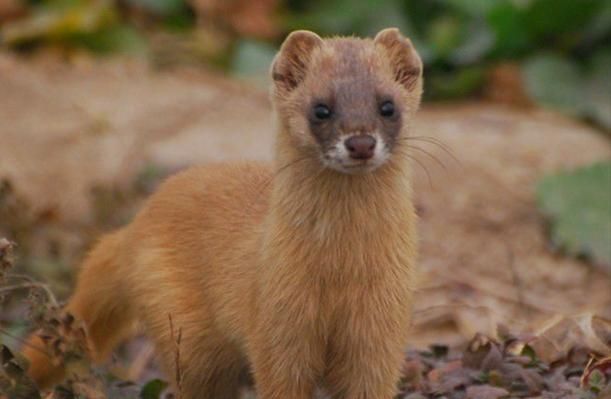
466, 384, 509, 399
0, 0, 25, 23
536, 161, 611, 271
464, 334, 502, 370
581, 356, 611, 388
531, 314, 611, 363
188, 0, 279, 38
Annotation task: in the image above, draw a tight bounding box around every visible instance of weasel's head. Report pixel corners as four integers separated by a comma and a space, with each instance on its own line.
271, 28, 423, 174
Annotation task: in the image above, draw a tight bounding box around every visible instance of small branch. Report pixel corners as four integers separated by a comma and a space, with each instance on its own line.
168, 314, 183, 399
1, 275, 59, 308
506, 245, 528, 317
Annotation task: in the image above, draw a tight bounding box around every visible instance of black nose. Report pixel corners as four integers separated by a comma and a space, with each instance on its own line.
345, 135, 376, 160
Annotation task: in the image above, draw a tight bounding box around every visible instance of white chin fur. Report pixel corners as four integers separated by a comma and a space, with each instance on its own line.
322, 132, 390, 174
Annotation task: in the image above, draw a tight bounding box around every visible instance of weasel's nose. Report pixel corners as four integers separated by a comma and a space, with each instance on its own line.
345, 135, 376, 160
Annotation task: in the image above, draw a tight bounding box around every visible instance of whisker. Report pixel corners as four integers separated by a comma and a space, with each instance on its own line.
407, 145, 448, 172
394, 148, 433, 189
404, 136, 461, 166
408, 135, 453, 151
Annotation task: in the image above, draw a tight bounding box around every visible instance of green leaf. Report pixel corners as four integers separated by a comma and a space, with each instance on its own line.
443, 0, 502, 16
537, 161, 611, 271
426, 66, 486, 99
356, 0, 410, 36
522, 54, 586, 116
487, 0, 530, 57
448, 20, 494, 65
427, 14, 463, 59
524, 0, 602, 43
66, 24, 148, 54
430, 344, 449, 358
584, 49, 611, 131
362, 0, 432, 63
140, 378, 168, 399
1, 0, 116, 46
582, 0, 611, 44
587, 369, 606, 391
231, 39, 277, 83
522, 51, 611, 132
125, 0, 184, 16
286, 0, 372, 35
520, 344, 537, 366
286, 0, 414, 39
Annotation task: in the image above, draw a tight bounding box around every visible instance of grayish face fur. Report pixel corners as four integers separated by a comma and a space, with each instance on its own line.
272, 29, 423, 175
305, 70, 404, 174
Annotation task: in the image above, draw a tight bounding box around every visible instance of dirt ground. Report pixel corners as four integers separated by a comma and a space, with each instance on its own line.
0, 52, 610, 353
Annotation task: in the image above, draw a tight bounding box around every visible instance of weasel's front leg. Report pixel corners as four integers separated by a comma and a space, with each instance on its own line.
248, 292, 325, 399
324, 294, 411, 399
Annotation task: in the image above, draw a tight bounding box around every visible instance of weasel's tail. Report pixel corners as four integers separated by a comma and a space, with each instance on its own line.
22, 229, 136, 389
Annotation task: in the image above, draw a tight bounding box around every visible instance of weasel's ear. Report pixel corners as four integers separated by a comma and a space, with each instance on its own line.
374, 28, 422, 90
271, 30, 323, 92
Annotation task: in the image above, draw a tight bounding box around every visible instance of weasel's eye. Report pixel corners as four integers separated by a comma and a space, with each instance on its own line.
379, 101, 395, 117
313, 104, 332, 120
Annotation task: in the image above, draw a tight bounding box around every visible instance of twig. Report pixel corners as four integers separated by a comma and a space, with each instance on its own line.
168, 314, 183, 399
3, 273, 59, 308
505, 245, 528, 318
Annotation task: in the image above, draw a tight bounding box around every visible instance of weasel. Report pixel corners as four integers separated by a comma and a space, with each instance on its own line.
23, 28, 423, 399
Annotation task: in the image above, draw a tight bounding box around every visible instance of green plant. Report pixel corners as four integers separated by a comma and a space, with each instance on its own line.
537, 161, 611, 271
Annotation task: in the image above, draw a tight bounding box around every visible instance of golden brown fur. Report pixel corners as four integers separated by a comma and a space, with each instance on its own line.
24, 28, 423, 398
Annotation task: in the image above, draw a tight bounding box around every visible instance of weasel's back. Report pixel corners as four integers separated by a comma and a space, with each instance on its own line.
126, 161, 274, 271
132, 161, 273, 238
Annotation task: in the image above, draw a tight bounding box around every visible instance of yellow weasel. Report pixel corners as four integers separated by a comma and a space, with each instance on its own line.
24, 28, 423, 399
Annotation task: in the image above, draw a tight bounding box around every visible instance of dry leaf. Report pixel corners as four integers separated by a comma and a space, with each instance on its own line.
466, 385, 510, 399
531, 313, 611, 363
189, 0, 279, 38
0, 0, 25, 23
484, 62, 532, 107
581, 356, 611, 387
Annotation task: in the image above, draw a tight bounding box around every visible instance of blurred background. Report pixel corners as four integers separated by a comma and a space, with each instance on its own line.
0, 0, 610, 397
1, 0, 610, 123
